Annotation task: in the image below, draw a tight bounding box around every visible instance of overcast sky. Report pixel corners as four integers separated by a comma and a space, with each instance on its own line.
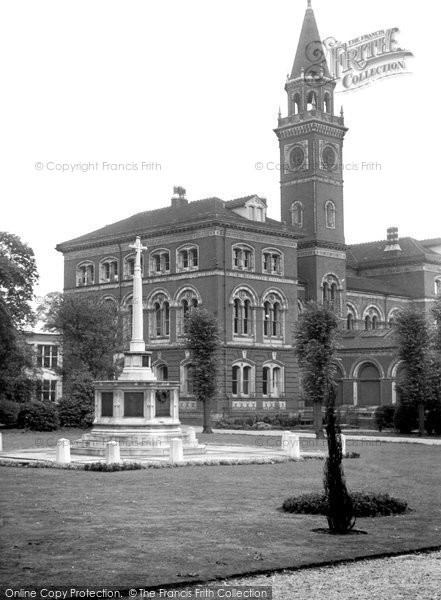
1, 0, 439, 298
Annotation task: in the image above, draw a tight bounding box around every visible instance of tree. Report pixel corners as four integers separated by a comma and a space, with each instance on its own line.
426, 298, 441, 435
184, 308, 221, 434
0, 232, 38, 329
324, 384, 355, 533
38, 292, 121, 380
395, 306, 430, 436
295, 302, 339, 437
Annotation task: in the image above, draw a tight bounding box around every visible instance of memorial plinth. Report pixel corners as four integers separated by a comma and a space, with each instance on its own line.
71, 236, 206, 458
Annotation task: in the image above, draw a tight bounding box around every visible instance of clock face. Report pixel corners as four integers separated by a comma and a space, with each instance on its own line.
322, 145, 337, 170
290, 145, 305, 170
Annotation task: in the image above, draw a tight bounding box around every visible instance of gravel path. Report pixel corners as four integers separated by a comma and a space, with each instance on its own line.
222, 551, 441, 600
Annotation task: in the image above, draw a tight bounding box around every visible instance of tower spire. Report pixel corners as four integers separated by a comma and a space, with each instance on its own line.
290, 2, 330, 79
307, 0, 311, 7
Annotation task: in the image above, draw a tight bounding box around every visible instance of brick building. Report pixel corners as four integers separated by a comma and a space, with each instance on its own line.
56, 4, 441, 419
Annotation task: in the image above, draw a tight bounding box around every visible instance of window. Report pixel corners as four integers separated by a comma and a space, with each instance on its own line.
325, 201, 336, 229
37, 345, 58, 369
182, 364, 194, 396
292, 93, 301, 115
76, 262, 94, 286
154, 300, 170, 337
124, 255, 144, 279
232, 245, 254, 271
155, 364, 169, 381
177, 290, 199, 336
36, 380, 57, 402
262, 364, 284, 397
231, 290, 255, 337
363, 306, 382, 331
263, 295, 284, 339
347, 313, 354, 330
306, 90, 317, 110
291, 202, 303, 228
100, 258, 118, 283
177, 246, 199, 271
322, 275, 341, 311
263, 250, 283, 275
231, 363, 255, 397
435, 277, 441, 295
150, 250, 170, 275
324, 92, 331, 113
388, 308, 401, 328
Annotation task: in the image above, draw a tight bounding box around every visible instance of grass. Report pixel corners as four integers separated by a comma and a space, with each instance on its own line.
0, 429, 441, 587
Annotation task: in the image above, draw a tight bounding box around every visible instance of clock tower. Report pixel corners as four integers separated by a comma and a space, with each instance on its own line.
275, 1, 348, 308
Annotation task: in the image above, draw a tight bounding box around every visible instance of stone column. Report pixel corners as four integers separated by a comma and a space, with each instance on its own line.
169, 438, 183, 463
129, 236, 147, 352
105, 441, 121, 464
56, 438, 71, 464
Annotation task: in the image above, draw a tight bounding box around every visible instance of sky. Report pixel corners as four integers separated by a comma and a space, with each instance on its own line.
1, 0, 439, 299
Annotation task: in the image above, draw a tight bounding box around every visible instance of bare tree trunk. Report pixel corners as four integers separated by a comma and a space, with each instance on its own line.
418, 402, 425, 437
314, 400, 324, 438
202, 398, 213, 434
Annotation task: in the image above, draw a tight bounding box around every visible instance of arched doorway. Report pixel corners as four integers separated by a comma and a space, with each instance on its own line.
358, 363, 381, 406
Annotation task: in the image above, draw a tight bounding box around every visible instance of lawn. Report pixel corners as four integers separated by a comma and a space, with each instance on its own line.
1, 430, 441, 588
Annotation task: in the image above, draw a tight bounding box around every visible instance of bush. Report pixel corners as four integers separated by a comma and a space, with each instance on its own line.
58, 395, 94, 428
393, 401, 418, 434
213, 414, 300, 430
374, 405, 396, 432
0, 399, 21, 427
282, 491, 408, 517
17, 402, 60, 431
59, 370, 95, 428
425, 405, 441, 436
83, 462, 143, 472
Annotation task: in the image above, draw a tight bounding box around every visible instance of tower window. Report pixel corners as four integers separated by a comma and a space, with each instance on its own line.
325, 201, 336, 229
324, 93, 331, 114
291, 202, 303, 228
306, 90, 317, 111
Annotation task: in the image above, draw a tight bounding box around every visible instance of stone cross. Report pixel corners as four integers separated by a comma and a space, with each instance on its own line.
129, 236, 147, 351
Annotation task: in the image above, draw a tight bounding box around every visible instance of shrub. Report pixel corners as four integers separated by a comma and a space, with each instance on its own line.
374, 405, 396, 432
58, 395, 94, 428
0, 399, 21, 427
83, 462, 143, 472
425, 405, 441, 436
393, 401, 418, 434
282, 491, 408, 517
17, 402, 59, 431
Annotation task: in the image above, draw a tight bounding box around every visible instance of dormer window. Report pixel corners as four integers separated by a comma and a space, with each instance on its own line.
232, 245, 254, 271
263, 250, 283, 275
177, 245, 199, 271
100, 258, 118, 283
76, 262, 94, 286
150, 250, 170, 275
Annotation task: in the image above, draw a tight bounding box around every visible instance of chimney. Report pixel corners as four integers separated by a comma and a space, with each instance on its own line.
384, 227, 401, 252
171, 186, 188, 209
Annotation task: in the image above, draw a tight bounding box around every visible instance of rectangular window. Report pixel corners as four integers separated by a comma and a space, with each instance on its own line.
36, 379, 57, 402
101, 392, 114, 417
243, 367, 250, 395
232, 366, 239, 395
37, 345, 58, 369
164, 253, 170, 271
124, 392, 144, 417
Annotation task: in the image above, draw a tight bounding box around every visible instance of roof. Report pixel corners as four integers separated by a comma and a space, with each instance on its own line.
347, 275, 411, 298
347, 237, 441, 269
290, 6, 331, 79
57, 196, 293, 252
225, 195, 267, 209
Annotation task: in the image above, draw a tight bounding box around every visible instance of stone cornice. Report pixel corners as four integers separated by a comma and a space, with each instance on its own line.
275, 120, 347, 140
298, 239, 347, 252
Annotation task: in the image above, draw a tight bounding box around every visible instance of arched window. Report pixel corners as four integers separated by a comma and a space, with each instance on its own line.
176, 289, 200, 336
307, 90, 317, 110
124, 254, 144, 279
324, 92, 331, 113
150, 293, 170, 338
325, 201, 336, 229
388, 308, 401, 328
263, 293, 285, 340
232, 244, 254, 271
292, 93, 301, 115
347, 313, 354, 331
363, 306, 383, 331
231, 362, 255, 397
291, 201, 303, 228
181, 363, 194, 396
231, 289, 256, 337
262, 363, 284, 397
322, 275, 341, 311
99, 258, 118, 283
150, 249, 170, 275
435, 277, 441, 295
365, 315, 372, 330
76, 262, 95, 287
372, 315, 378, 330
262, 249, 283, 275
177, 245, 199, 272
154, 363, 169, 381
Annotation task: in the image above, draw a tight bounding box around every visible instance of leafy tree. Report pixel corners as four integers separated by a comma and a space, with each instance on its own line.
426, 298, 441, 435
295, 302, 339, 437
185, 308, 221, 434
395, 306, 430, 436
0, 232, 38, 329
38, 292, 121, 380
